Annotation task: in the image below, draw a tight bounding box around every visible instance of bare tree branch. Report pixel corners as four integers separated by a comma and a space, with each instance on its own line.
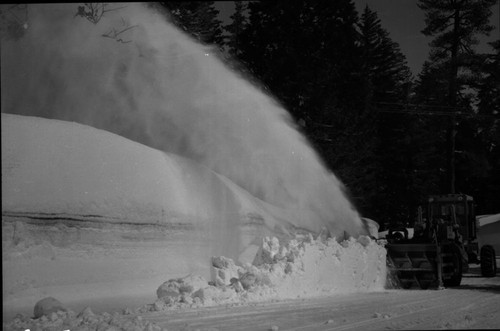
75, 3, 127, 25
102, 23, 137, 43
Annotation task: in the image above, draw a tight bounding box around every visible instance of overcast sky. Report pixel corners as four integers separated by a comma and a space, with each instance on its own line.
215, 1, 500, 77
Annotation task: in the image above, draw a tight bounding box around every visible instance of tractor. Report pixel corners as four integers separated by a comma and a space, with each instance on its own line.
385, 194, 497, 289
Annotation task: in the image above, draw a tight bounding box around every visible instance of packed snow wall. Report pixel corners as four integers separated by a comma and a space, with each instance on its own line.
1, 112, 303, 264
1, 113, 293, 317
1, 3, 368, 238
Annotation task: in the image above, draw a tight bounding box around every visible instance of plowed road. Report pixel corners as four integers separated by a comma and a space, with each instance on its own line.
143, 269, 500, 330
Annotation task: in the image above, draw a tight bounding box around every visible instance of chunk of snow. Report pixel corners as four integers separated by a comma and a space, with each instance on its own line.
362, 218, 380, 239
33, 297, 67, 319
211, 257, 242, 286
157, 274, 208, 300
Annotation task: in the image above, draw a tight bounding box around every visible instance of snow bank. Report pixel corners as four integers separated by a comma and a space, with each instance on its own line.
477, 214, 500, 256
3, 233, 387, 327
145, 235, 386, 311
2, 113, 386, 320
1, 113, 294, 261
477, 214, 500, 227
1, 113, 273, 227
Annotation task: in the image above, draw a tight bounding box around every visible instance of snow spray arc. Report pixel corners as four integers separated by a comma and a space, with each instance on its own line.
1, 4, 368, 251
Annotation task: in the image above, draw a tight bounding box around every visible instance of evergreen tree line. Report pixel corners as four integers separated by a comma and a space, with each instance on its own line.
159, 1, 499, 228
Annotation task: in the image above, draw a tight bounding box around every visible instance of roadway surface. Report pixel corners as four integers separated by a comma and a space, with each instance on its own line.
142, 265, 500, 330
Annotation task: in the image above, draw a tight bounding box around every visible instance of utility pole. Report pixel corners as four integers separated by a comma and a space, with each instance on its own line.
447, 5, 461, 194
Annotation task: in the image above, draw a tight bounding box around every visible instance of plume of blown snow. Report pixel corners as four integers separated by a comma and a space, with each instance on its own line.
1, 3, 367, 237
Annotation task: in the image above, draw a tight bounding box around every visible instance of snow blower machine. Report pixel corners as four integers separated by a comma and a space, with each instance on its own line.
385, 194, 497, 289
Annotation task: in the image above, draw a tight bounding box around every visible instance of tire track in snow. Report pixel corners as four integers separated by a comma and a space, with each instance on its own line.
322, 289, 500, 331
144, 291, 446, 330
286, 291, 457, 331
413, 290, 500, 330
144, 286, 500, 331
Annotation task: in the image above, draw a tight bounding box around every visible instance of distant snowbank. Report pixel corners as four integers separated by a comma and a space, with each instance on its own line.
477, 214, 500, 256
477, 214, 500, 227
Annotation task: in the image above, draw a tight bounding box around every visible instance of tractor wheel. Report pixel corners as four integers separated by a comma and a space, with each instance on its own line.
480, 245, 497, 277
443, 245, 462, 287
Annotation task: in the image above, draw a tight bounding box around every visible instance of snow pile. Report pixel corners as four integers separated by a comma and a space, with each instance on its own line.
251, 235, 387, 298
2, 113, 386, 319
144, 235, 386, 311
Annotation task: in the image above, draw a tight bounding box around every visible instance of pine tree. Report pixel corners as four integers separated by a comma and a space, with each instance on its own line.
473, 40, 500, 213
358, 6, 412, 104
478, 40, 500, 118
159, 2, 224, 47
417, 0, 497, 193
223, 1, 247, 58
357, 6, 417, 224
412, 63, 451, 197
237, 0, 361, 123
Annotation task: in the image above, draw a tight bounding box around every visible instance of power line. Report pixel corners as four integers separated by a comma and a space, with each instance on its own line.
299, 102, 498, 128
373, 102, 498, 119
375, 101, 465, 110
377, 109, 497, 118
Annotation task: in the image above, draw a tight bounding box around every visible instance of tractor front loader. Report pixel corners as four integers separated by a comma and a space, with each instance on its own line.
385, 194, 497, 289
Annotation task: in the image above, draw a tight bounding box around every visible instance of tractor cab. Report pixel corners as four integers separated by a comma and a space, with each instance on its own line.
425, 194, 478, 263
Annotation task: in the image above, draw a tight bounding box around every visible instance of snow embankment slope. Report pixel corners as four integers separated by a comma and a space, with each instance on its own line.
1, 113, 290, 317
2, 113, 388, 321
2, 113, 274, 226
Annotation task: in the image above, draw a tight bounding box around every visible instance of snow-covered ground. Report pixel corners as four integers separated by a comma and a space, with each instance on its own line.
5, 264, 499, 330
142, 267, 500, 331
